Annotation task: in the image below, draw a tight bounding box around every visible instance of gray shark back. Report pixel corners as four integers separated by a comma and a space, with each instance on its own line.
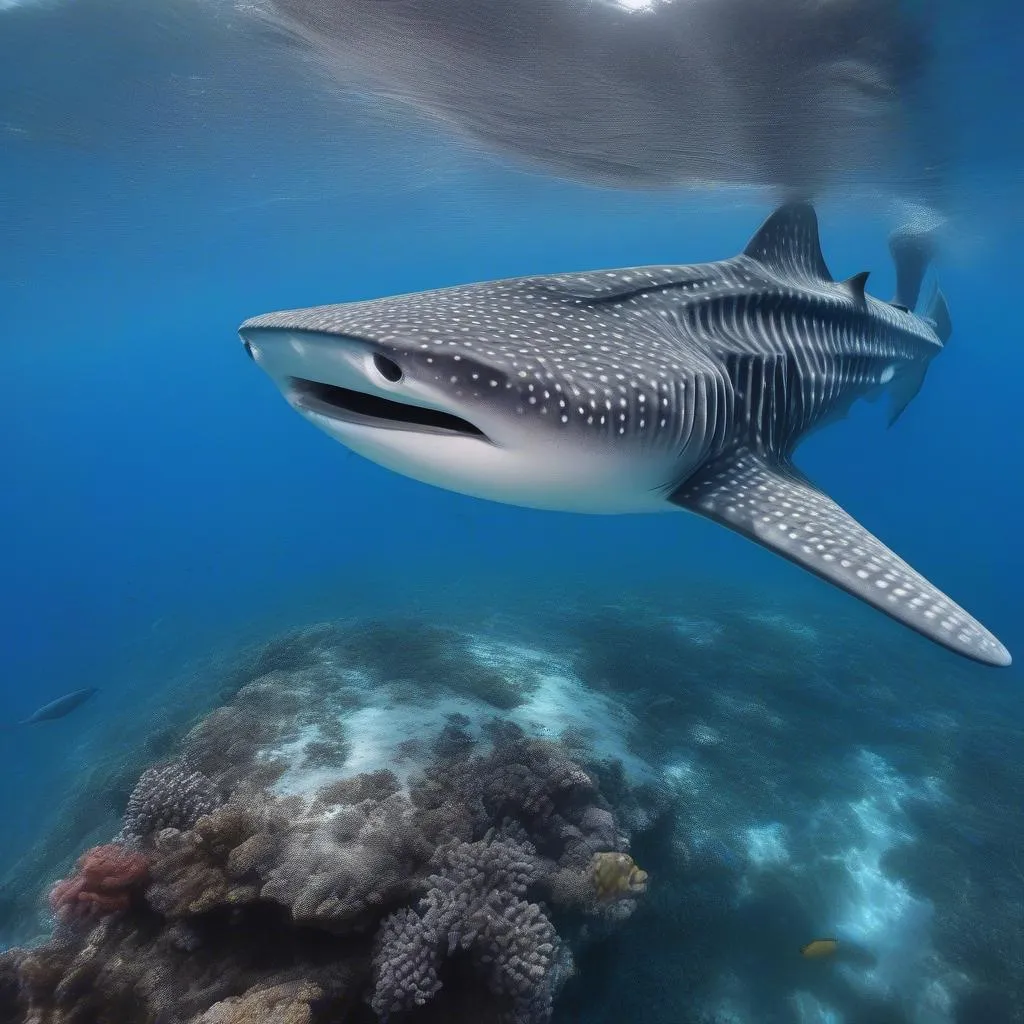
535, 204, 946, 452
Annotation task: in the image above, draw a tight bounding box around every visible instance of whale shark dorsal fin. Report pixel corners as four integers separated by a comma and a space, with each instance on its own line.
742, 202, 833, 282
843, 271, 870, 309
669, 449, 1011, 667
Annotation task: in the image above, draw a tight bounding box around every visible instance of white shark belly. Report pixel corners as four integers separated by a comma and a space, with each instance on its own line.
300, 407, 682, 514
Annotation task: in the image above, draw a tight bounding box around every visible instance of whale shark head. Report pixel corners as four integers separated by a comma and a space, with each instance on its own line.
240, 273, 712, 513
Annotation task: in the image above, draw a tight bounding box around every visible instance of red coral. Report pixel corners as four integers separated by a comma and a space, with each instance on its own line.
48, 843, 150, 923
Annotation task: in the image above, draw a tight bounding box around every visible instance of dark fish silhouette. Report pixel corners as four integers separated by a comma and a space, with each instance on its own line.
16, 687, 99, 726
250, 0, 937, 199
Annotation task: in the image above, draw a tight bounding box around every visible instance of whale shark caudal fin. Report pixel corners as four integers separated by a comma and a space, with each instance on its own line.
889, 221, 938, 312
669, 448, 1011, 666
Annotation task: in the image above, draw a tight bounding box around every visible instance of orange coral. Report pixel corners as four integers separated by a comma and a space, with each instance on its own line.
48, 843, 150, 923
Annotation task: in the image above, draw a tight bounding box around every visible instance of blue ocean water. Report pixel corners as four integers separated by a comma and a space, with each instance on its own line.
1, 1, 1022, 1021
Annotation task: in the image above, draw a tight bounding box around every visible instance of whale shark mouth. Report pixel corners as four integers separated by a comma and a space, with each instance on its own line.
288, 378, 488, 439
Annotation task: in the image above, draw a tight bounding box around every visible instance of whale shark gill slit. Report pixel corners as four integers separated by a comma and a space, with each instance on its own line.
289, 379, 487, 438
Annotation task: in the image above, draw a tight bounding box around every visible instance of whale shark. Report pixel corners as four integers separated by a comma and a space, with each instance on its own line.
239, 203, 1010, 667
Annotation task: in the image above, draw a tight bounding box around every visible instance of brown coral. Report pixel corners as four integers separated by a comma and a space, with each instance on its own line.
0, 911, 368, 1024
193, 980, 322, 1024
145, 803, 285, 918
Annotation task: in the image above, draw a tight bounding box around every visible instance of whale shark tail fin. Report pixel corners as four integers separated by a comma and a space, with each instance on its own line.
888, 219, 940, 312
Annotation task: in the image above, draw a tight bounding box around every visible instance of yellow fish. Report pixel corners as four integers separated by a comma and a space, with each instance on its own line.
590, 852, 649, 901
800, 938, 839, 959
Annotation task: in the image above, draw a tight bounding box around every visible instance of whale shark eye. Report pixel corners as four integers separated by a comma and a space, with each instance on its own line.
373, 353, 403, 383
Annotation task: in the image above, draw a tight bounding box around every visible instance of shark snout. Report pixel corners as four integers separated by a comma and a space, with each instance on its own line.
239, 325, 380, 392
238, 323, 493, 443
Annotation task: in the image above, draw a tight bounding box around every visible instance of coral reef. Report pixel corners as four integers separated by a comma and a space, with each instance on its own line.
0, 666, 654, 1024
6, 592, 1015, 1023
3, 910, 369, 1024
194, 980, 322, 1024
410, 720, 626, 863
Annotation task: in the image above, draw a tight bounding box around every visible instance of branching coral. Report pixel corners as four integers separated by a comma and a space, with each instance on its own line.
119, 759, 223, 844
371, 830, 570, 1024
48, 843, 150, 923
411, 720, 626, 869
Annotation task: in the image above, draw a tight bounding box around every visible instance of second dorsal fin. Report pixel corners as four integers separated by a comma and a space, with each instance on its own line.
742, 202, 833, 283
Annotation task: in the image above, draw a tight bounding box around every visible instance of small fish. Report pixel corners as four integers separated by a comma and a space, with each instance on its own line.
800, 938, 839, 959
590, 852, 649, 901
17, 687, 99, 726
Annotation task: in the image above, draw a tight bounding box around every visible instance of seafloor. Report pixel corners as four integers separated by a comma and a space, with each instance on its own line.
0, 587, 1019, 1023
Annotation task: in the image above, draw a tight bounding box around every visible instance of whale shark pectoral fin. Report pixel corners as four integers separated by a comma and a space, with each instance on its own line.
742, 202, 833, 282
669, 449, 1011, 667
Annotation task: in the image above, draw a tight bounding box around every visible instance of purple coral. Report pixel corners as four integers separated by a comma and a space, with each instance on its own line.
371, 830, 571, 1023
372, 906, 443, 1013
119, 760, 221, 843
412, 720, 627, 870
